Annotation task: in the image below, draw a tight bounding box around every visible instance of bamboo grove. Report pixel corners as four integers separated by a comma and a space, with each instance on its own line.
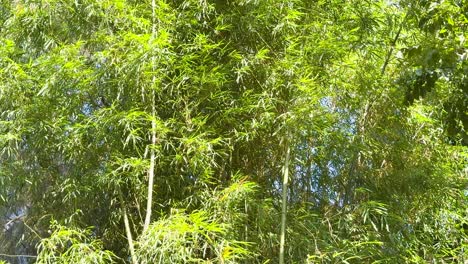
0, 0, 467, 263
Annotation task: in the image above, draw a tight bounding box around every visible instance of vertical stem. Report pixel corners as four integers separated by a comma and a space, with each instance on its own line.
143, 0, 157, 233
143, 108, 156, 232
279, 136, 291, 264
119, 189, 137, 264
244, 199, 248, 242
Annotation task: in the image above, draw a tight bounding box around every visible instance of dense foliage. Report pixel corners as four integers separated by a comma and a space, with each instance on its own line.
0, 0, 467, 263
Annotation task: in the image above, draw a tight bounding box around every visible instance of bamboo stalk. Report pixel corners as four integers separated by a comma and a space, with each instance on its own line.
119, 189, 137, 264
279, 136, 291, 264
143, 0, 158, 234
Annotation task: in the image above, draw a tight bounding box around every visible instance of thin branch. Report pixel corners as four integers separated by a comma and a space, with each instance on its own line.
359, 11, 410, 147
22, 220, 42, 240
381, 12, 409, 75
0, 253, 37, 258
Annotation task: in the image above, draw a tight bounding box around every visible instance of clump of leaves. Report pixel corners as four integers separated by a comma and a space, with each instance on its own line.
137, 210, 251, 264
36, 221, 116, 264
305, 201, 390, 263
137, 179, 256, 264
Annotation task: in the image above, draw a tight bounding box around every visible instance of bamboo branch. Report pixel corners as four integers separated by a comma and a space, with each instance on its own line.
0, 253, 37, 258
381, 12, 408, 75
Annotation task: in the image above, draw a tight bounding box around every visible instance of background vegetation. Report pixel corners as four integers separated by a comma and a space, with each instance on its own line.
0, 0, 467, 263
